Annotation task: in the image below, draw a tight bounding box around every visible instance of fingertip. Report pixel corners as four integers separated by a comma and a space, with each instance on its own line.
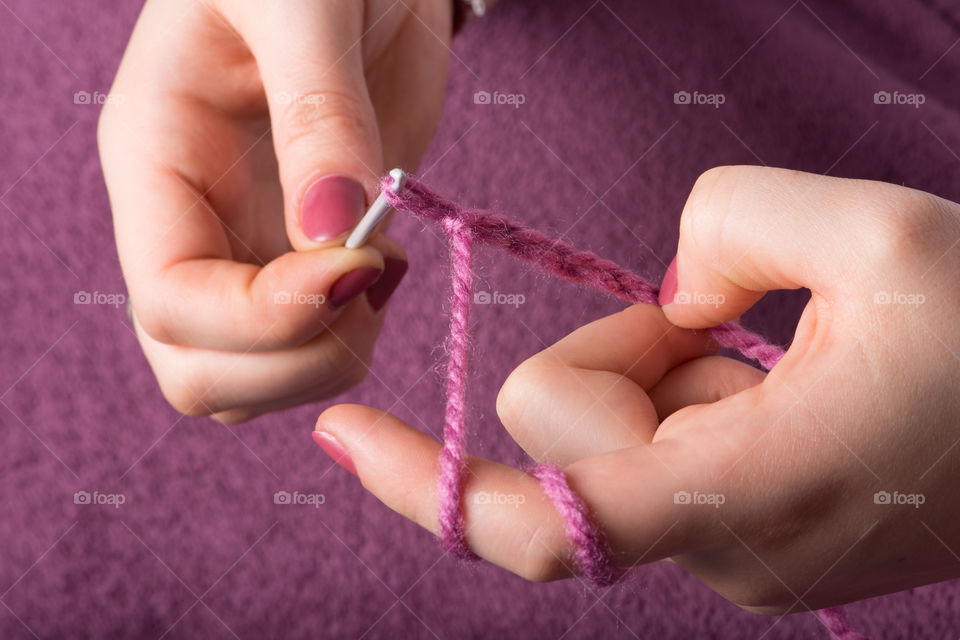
658, 255, 677, 307
661, 288, 763, 330
294, 173, 369, 248
648, 355, 766, 421
315, 404, 440, 477
311, 429, 358, 477
316, 404, 444, 532
315, 402, 382, 435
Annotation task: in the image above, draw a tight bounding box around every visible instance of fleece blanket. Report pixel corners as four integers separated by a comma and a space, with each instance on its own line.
2, 0, 959, 637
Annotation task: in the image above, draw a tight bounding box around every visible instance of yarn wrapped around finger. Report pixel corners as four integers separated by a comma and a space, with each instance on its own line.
381, 174, 863, 640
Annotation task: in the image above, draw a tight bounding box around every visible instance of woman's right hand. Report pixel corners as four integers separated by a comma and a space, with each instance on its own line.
98, 0, 453, 422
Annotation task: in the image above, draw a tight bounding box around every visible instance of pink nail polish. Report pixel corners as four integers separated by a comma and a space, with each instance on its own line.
300, 176, 366, 242
366, 257, 408, 311
312, 431, 357, 476
329, 267, 382, 308
658, 256, 677, 306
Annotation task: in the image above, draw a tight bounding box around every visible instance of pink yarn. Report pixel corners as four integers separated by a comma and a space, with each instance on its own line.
815, 607, 869, 640
382, 175, 860, 639
531, 464, 621, 587
384, 175, 786, 370
437, 216, 476, 559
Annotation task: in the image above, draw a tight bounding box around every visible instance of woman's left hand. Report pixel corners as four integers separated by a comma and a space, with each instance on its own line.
313, 167, 960, 613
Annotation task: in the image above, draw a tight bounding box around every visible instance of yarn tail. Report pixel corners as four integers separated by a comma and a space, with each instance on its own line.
815, 606, 869, 640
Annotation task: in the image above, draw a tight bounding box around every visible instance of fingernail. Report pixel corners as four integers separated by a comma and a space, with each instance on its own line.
312, 431, 357, 476
366, 257, 408, 311
329, 267, 382, 308
658, 256, 678, 306
301, 175, 366, 242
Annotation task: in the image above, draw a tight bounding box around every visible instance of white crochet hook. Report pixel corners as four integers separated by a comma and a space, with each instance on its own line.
344, 168, 407, 249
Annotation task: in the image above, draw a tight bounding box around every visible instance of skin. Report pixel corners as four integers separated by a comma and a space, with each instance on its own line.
101, 0, 960, 617
317, 166, 960, 613
98, 0, 453, 422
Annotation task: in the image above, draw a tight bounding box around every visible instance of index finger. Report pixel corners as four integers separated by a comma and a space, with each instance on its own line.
314, 404, 714, 583
101, 137, 393, 351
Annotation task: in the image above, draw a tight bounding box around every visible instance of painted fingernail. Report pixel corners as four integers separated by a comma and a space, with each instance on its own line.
329, 267, 382, 308
658, 256, 677, 306
366, 257, 408, 311
312, 431, 357, 477
301, 176, 366, 242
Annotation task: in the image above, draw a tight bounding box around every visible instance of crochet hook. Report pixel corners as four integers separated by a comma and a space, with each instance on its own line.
344, 168, 407, 249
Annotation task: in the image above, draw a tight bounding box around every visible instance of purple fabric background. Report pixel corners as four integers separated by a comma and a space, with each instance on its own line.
2, 0, 960, 637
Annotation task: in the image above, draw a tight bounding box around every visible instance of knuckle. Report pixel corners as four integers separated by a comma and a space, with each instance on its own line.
273, 88, 375, 152
681, 166, 739, 259
496, 356, 544, 428
132, 294, 177, 346
257, 305, 314, 348
861, 189, 958, 271
247, 280, 321, 349
156, 373, 209, 417
516, 522, 566, 583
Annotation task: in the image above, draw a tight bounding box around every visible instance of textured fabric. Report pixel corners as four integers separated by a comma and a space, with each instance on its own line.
816, 607, 871, 640
3, 0, 960, 638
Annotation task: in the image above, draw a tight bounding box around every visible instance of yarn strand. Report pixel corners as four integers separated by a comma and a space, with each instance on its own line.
384, 175, 786, 370
532, 464, 621, 587
815, 607, 869, 640
437, 217, 476, 560
382, 175, 859, 640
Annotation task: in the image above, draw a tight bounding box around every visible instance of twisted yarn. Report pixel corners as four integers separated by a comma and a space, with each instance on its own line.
437, 216, 475, 559
382, 175, 859, 639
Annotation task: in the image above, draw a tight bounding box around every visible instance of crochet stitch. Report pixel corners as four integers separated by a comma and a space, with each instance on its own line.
381, 174, 863, 640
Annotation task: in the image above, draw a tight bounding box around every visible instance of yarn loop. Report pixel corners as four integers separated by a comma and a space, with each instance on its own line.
382, 175, 861, 639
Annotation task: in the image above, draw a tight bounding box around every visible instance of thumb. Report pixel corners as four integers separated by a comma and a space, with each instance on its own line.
241, 2, 383, 249
658, 165, 913, 328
